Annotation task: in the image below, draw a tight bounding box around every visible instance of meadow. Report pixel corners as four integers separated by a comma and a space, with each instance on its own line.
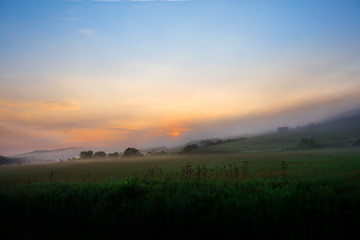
1, 149, 360, 184
1, 148, 360, 239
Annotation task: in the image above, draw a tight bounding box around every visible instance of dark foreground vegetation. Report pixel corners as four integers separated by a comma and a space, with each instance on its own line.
1, 177, 359, 240
1, 150, 360, 240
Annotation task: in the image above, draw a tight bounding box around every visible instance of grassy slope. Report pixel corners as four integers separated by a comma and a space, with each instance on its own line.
195, 116, 360, 154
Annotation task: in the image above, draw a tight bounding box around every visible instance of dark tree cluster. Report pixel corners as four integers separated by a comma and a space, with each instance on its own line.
94, 151, 106, 158
79, 150, 94, 159
79, 147, 143, 159
80, 150, 121, 159
182, 144, 199, 153
123, 148, 142, 157
108, 152, 120, 158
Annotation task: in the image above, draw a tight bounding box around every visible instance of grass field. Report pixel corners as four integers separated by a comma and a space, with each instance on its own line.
1, 148, 360, 184
1, 148, 360, 239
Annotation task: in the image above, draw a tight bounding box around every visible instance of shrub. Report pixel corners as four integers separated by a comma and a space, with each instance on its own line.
108, 152, 120, 158
182, 144, 199, 153
123, 148, 142, 157
94, 151, 106, 158
79, 150, 94, 159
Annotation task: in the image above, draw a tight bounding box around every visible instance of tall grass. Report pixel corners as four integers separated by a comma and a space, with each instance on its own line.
1, 177, 359, 239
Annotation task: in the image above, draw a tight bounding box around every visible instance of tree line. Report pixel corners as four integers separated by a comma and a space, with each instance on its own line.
79, 148, 142, 159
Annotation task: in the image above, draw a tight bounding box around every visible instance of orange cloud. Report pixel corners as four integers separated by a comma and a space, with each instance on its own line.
0, 99, 80, 111
65, 127, 132, 144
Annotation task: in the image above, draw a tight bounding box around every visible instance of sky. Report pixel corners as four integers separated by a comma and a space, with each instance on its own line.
1, 0, 360, 156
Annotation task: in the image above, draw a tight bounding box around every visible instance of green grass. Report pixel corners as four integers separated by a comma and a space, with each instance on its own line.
1, 148, 360, 239
1, 148, 360, 184
1, 177, 359, 239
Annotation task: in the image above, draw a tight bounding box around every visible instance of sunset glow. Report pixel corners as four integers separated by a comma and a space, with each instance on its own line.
0, 0, 359, 156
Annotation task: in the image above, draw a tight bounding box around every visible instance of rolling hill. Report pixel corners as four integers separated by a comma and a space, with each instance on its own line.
11, 147, 83, 162
194, 108, 360, 154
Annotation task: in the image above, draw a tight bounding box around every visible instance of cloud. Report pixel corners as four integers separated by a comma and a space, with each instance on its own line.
108, 127, 137, 132
76, 28, 95, 36
0, 99, 80, 111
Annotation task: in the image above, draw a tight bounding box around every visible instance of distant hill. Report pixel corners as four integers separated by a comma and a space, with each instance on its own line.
12, 147, 83, 162
327, 107, 360, 121
193, 108, 360, 154
26, 147, 81, 154
0, 156, 27, 166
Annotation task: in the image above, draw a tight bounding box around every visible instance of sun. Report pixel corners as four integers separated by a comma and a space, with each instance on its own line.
170, 128, 192, 137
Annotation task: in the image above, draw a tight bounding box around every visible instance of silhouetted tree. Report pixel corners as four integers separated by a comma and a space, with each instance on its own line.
94, 151, 106, 158
108, 152, 120, 158
182, 144, 199, 153
353, 139, 360, 147
79, 150, 94, 159
123, 148, 142, 157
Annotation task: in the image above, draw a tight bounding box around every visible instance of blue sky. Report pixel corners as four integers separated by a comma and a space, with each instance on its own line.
0, 0, 360, 155
2, 0, 359, 75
